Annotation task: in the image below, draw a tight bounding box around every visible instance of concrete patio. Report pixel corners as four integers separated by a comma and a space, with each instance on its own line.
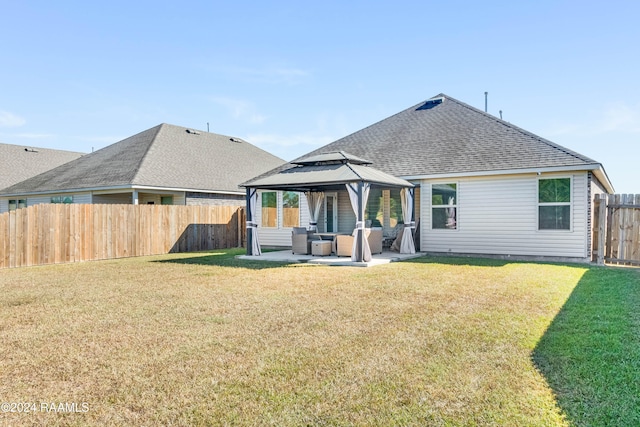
236, 249, 425, 267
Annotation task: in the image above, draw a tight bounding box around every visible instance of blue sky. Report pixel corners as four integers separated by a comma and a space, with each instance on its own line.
1, 0, 638, 192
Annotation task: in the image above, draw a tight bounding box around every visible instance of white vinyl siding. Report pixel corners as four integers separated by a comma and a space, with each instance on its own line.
257, 191, 310, 247
137, 192, 185, 205
0, 199, 7, 213
185, 192, 242, 206
92, 193, 133, 204
172, 193, 186, 205
420, 172, 589, 259
139, 193, 159, 205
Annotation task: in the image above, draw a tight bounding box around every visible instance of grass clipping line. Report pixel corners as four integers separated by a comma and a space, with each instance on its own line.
0, 249, 637, 426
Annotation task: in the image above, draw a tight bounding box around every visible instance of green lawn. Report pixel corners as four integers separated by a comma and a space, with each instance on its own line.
1, 249, 638, 426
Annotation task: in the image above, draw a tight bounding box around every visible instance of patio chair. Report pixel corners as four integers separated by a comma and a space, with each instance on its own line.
368, 227, 383, 254
335, 234, 353, 257
390, 222, 419, 253
388, 223, 404, 252
291, 227, 314, 255
335, 228, 382, 257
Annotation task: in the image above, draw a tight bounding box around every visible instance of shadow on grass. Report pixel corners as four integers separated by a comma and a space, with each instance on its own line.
401, 255, 512, 267
403, 253, 600, 269
532, 266, 640, 426
152, 248, 297, 270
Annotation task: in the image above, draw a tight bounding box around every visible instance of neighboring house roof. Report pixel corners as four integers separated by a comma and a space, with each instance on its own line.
0, 143, 84, 191
257, 93, 612, 191
1, 123, 286, 196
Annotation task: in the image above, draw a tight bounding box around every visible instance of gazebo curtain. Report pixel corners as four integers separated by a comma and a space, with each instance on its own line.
246, 188, 261, 256
346, 182, 372, 262
400, 188, 416, 254
304, 191, 324, 232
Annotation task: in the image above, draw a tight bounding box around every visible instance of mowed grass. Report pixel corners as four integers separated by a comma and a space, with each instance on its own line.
1, 250, 638, 426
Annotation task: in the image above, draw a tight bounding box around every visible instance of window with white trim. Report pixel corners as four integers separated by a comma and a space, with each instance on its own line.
51, 196, 73, 204
538, 178, 571, 230
432, 183, 457, 229
261, 191, 278, 228
282, 191, 300, 228
8, 199, 26, 211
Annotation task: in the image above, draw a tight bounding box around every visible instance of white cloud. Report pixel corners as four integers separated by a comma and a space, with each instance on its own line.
211, 97, 267, 124
0, 110, 26, 127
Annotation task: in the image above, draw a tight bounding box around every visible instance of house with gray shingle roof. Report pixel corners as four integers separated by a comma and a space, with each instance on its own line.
246, 94, 613, 262
0, 143, 84, 212
0, 123, 285, 213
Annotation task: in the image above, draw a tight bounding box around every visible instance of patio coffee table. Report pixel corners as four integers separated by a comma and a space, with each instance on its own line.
311, 240, 332, 256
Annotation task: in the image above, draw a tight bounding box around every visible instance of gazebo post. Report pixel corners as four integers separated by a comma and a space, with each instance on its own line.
245, 187, 254, 256
410, 187, 416, 227
355, 181, 364, 262
245, 187, 253, 255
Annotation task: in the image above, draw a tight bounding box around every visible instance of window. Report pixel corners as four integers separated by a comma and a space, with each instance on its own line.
539, 178, 571, 230
282, 191, 300, 228
261, 191, 277, 228
363, 189, 410, 229
432, 183, 457, 229
8, 199, 27, 211
365, 188, 383, 227
389, 189, 404, 228
161, 196, 173, 205
51, 196, 73, 204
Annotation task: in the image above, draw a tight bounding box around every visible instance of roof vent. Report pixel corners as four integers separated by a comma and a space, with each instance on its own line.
229, 137, 242, 143
417, 97, 445, 111
24, 147, 39, 152
185, 129, 201, 135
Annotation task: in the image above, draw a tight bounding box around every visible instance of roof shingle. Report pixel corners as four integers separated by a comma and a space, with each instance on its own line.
1, 124, 285, 195
294, 93, 601, 178
0, 143, 84, 191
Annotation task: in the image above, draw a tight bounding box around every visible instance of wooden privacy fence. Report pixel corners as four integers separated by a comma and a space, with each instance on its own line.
0, 204, 246, 269
593, 194, 640, 266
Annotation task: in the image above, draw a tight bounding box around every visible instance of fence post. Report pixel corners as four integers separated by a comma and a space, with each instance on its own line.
597, 194, 606, 265
605, 194, 614, 262
634, 194, 640, 262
